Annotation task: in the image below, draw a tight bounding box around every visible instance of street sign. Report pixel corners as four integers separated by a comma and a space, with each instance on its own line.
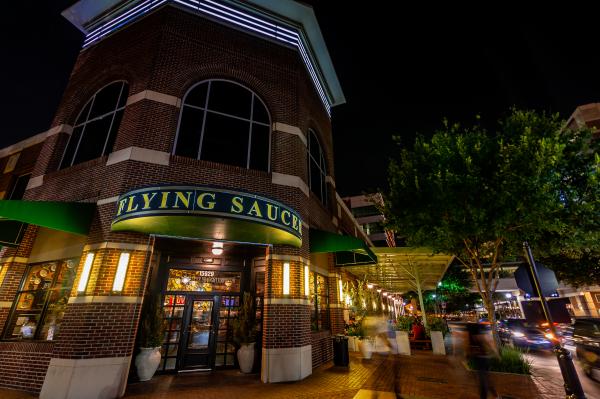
514, 262, 558, 297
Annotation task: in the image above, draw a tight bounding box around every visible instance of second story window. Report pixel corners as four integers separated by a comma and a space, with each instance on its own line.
307, 129, 328, 205
174, 80, 271, 171
60, 81, 128, 169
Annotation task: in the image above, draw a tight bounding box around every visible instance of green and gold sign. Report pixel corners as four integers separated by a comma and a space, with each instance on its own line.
111, 186, 303, 247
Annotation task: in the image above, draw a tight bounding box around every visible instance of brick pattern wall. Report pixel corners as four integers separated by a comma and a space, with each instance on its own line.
0, 341, 53, 393
311, 330, 333, 369
0, 142, 43, 197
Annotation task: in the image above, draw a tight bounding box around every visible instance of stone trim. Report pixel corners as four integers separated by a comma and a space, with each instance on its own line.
126, 90, 182, 108
83, 242, 151, 251
265, 298, 311, 306
272, 122, 307, 146
261, 345, 311, 383
97, 196, 119, 205
331, 216, 338, 227
310, 264, 328, 276
265, 254, 309, 264
106, 146, 170, 166
271, 172, 309, 197
25, 175, 44, 190
0, 301, 13, 308
325, 175, 335, 187
46, 124, 74, 137
68, 296, 143, 304
0, 131, 47, 158
0, 256, 29, 264
329, 303, 344, 309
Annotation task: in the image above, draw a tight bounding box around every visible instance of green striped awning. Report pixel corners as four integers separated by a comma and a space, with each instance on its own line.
309, 228, 377, 266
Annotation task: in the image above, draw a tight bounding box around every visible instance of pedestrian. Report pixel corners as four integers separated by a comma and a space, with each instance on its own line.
466, 322, 498, 399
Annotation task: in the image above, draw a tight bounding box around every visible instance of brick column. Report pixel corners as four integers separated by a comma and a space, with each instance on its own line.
261, 242, 312, 383
40, 235, 153, 399
327, 254, 345, 335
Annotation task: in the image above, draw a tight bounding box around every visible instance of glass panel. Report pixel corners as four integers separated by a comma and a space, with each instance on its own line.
22, 263, 55, 291
200, 112, 250, 168
39, 288, 70, 340
310, 160, 323, 201
9, 174, 31, 200
207, 81, 252, 119
309, 130, 321, 161
185, 82, 209, 108
103, 109, 124, 155
167, 269, 241, 292
249, 123, 269, 171
175, 106, 204, 158
252, 97, 269, 124
73, 116, 113, 165
117, 84, 129, 109
75, 99, 93, 126
60, 126, 83, 169
165, 358, 177, 370
187, 300, 213, 350
89, 82, 123, 119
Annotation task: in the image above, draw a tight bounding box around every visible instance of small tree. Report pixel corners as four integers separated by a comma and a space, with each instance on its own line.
231, 292, 257, 346
138, 292, 164, 348
384, 109, 599, 348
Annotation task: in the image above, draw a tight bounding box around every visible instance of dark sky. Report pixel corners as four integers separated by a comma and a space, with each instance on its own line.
3, 3, 600, 196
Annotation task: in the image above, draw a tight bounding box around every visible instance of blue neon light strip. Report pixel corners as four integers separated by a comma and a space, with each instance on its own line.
82, 0, 332, 114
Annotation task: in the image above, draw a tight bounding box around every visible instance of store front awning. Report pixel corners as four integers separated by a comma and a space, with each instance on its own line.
339, 247, 454, 292
309, 228, 377, 265
0, 200, 96, 246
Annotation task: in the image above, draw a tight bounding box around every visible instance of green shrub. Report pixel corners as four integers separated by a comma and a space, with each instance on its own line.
394, 315, 413, 332
138, 293, 164, 348
468, 346, 531, 375
345, 322, 363, 337
426, 316, 449, 337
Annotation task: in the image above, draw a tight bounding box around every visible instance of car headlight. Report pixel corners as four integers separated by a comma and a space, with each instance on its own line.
513, 332, 525, 338
545, 333, 555, 340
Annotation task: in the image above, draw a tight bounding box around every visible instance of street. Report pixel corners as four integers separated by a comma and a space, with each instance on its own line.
527, 348, 600, 399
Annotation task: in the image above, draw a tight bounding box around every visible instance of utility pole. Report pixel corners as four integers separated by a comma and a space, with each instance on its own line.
523, 242, 586, 399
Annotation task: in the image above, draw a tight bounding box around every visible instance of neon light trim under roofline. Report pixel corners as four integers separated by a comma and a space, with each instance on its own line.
77, 0, 333, 115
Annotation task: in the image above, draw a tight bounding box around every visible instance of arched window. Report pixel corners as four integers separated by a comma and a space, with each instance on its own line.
307, 129, 328, 205
174, 80, 271, 171
60, 81, 128, 169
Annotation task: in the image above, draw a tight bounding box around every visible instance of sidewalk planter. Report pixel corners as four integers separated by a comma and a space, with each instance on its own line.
347, 336, 359, 352
135, 347, 161, 381
430, 331, 446, 355
237, 342, 255, 373
359, 339, 373, 359
395, 331, 411, 355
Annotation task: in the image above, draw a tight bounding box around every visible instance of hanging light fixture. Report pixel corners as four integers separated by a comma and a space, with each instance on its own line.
211, 241, 224, 255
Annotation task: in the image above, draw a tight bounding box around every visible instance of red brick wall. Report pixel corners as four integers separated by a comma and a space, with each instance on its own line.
0, 341, 53, 392
311, 330, 333, 369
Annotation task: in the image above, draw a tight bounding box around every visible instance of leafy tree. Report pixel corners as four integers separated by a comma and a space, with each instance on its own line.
383, 109, 599, 347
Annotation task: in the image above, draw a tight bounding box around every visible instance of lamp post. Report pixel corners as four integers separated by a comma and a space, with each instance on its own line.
523, 242, 585, 399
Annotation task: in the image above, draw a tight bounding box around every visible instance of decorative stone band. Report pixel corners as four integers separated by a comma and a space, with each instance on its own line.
272, 122, 307, 147
25, 175, 44, 190
261, 345, 312, 383
271, 172, 310, 197
97, 196, 119, 206
126, 90, 182, 108
328, 303, 344, 309
264, 298, 311, 306
68, 296, 143, 304
40, 356, 131, 399
0, 256, 29, 264
83, 242, 151, 252
0, 301, 14, 308
265, 254, 309, 265
106, 146, 170, 167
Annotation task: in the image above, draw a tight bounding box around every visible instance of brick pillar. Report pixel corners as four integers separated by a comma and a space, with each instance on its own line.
40, 235, 153, 399
0, 226, 38, 331
261, 242, 312, 383
327, 254, 345, 335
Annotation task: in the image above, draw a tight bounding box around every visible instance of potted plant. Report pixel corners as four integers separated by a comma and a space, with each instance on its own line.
358, 335, 373, 359
426, 316, 448, 355
345, 322, 362, 352
231, 292, 257, 373
135, 292, 164, 381
394, 315, 413, 355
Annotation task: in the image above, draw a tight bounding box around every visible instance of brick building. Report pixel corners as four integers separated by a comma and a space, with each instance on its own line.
0, 1, 375, 397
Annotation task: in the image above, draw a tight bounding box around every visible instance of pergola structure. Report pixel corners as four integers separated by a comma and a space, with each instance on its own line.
340, 247, 454, 327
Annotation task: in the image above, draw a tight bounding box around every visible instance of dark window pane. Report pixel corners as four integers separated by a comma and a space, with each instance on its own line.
208, 81, 252, 119
75, 99, 93, 126
117, 84, 129, 108
321, 175, 328, 206
310, 160, 322, 201
185, 82, 209, 108
320, 151, 327, 175
9, 174, 31, 200
103, 109, 124, 155
201, 112, 249, 168
73, 116, 113, 165
309, 130, 320, 161
60, 126, 83, 169
175, 106, 205, 159
252, 97, 270, 124
249, 123, 269, 171
89, 82, 123, 119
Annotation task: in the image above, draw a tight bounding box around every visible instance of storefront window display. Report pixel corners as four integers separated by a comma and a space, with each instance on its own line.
3, 258, 78, 340
309, 271, 330, 331
167, 269, 241, 292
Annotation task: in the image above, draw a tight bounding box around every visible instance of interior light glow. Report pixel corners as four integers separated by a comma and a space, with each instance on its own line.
338, 279, 343, 302
304, 265, 309, 296
367, 283, 374, 289
211, 241, 224, 256
377, 288, 382, 293
77, 253, 95, 293
283, 262, 290, 295
112, 252, 131, 292
505, 293, 512, 298
383, 292, 388, 297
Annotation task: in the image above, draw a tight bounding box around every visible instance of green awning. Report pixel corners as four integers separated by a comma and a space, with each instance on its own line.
309, 228, 377, 265
0, 200, 96, 236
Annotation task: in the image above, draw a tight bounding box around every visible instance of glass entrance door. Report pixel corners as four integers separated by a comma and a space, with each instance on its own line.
180, 297, 217, 370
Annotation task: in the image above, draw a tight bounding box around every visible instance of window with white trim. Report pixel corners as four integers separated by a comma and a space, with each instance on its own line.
307, 129, 328, 205
174, 80, 271, 171
60, 81, 128, 169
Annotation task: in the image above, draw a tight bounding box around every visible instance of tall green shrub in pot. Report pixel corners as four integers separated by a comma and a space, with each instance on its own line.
231, 292, 257, 373
135, 293, 164, 381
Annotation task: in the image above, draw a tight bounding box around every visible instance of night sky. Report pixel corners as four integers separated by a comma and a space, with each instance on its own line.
3, 2, 600, 196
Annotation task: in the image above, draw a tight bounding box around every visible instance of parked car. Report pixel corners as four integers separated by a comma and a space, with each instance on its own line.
497, 319, 553, 350
573, 318, 600, 380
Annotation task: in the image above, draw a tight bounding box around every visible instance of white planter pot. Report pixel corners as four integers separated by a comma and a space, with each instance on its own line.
347, 336, 355, 352
430, 330, 446, 355
237, 342, 255, 373
395, 331, 411, 356
135, 347, 161, 381
359, 339, 373, 359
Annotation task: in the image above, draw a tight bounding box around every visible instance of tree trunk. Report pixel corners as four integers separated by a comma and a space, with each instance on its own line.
484, 299, 501, 351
